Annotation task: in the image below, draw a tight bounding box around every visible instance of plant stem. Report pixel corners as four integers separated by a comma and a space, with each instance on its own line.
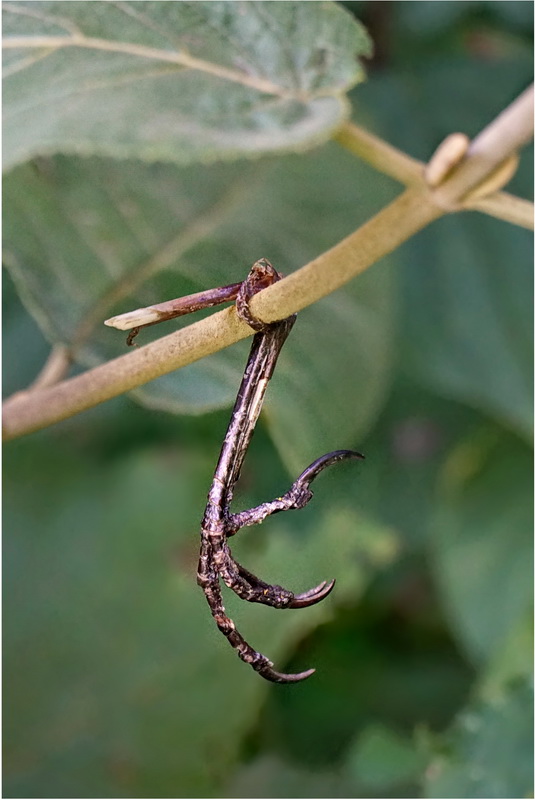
3, 306, 250, 440
2, 187, 440, 441
433, 84, 534, 207
248, 187, 441, 323
336, 84, 534, 231
29, 345, 72, 390
472, 192, 533, 229
334, 123, 422, 185
3, 86, 533, 440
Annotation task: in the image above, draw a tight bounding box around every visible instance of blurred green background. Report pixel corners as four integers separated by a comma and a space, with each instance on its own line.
3, 2, 533, 798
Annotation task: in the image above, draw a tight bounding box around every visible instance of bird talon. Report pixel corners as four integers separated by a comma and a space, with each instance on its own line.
290, 578, 336, 608
256, 663, 316, 684
197, 262, 364, 684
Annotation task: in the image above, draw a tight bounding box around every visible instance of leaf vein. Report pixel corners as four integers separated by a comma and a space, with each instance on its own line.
3, 33, 295, 98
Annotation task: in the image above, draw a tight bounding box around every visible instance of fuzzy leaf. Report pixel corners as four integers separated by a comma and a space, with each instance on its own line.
3, 0, 372, 170
424, 680, 534, 799
431, 428, 533, 663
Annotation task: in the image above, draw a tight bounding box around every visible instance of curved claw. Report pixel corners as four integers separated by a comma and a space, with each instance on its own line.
290, 578, 336, 608
296, 449, 364, 489
256, 664, 316, 684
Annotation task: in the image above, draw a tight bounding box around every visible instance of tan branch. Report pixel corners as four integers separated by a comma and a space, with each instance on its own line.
334, 122, 422, 185
3, 306, 250, 440
469, 192, 534, 230
3, 188, 441, 440
29, 345, 72, 390
336, 84, 534, 230
432, 84, 534, 207
3, 86, 534, 440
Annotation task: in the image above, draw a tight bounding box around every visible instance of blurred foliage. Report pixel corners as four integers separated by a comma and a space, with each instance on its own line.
3, 2, 533, 798
423, 678, 534, 799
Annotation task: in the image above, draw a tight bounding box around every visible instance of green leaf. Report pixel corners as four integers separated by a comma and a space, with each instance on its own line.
225, 754, 355, 798
430, 427, 533, 664
401, 212, 533, 438
357, 56, 533, 437
394, 0, 535, 39
3, 144, 395, 472
424, 679, 534, 799
2, 269, 50, 396
254, 544, 475, 770
353, 378, 486, 548
3, 1, 372, 171
345, 724, 427, 790
478, 611, 534, 701
3, 435, 397, 797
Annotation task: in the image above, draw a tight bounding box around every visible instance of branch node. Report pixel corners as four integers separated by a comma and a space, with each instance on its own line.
425, 133, 470, 188
462, 153, 520, 205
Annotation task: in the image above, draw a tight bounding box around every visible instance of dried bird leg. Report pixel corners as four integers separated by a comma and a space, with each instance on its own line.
106, 258, 363, 683
197, 259, 363, 683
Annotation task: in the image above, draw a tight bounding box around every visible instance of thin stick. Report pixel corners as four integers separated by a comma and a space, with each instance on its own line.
104, 281, 242, 343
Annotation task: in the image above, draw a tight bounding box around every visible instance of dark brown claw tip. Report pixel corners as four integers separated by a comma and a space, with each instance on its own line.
257, 664, 316, 684
290, 578, 336, 608
296, 449, 365, 488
